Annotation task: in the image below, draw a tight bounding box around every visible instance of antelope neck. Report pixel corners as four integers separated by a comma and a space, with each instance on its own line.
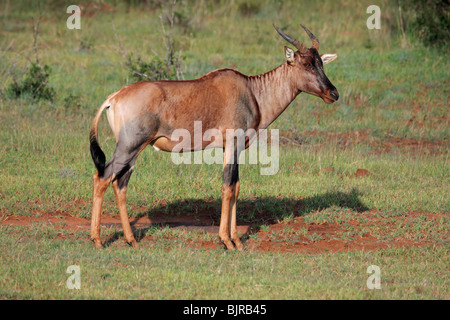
249, 62, 301, 130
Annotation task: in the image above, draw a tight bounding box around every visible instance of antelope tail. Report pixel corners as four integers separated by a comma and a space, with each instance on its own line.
89, 102, 109, 177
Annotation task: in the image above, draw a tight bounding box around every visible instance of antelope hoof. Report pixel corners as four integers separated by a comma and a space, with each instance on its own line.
126, 239, 139, 248
221, 238, 236, 251
233, 238, 244, 251
90, 237, 103, 249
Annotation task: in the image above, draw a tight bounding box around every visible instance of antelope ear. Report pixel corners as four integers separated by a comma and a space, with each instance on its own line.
320, 53, 338, 65
285, 46, 295, 64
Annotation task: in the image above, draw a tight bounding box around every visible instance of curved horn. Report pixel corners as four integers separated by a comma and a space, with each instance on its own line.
300, 24, 319, 51
273, 24, 308, 53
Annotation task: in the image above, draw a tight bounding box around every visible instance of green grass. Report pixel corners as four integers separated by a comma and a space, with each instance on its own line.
0, 224, 448, 299
0, 0, 449, 300
0, 132, 447, 217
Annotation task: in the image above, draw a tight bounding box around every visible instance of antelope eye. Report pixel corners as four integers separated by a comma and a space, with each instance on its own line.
305, 63, 312, 68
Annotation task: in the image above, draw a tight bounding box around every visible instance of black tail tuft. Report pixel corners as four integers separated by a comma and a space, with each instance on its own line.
90, 134, 106, 177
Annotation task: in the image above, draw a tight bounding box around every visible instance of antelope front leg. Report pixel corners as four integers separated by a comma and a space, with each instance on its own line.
220, 183, 235, 250
219, 147, 240, 250
230, 180, 243, 251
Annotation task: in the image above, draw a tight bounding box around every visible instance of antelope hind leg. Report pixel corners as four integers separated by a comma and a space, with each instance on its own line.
91, 172, 113, 248
112, 167, 138, 247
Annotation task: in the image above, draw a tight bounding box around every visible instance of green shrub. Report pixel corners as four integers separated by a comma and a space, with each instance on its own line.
408, 0, 449, 49
8, 63, 55, 101
237, 0, 262, 17
125, 53, 182, 82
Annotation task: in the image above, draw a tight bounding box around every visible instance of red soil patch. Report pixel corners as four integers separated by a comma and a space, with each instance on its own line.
1, 210, 447, 254
79, 3, 116, 18
284, 129, 449, 155
353, 168, 370, 178
369, 137, 448, 155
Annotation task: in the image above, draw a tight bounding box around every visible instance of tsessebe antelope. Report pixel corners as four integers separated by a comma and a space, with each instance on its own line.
89, 24, 339, 250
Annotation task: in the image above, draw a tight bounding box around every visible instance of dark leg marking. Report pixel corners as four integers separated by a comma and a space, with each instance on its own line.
117, 165, 134, 190
223, 162, 239, 186
222, 140, 241, 186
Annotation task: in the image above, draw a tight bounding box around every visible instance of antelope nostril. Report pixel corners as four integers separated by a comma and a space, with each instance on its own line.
330, 90, 339, 100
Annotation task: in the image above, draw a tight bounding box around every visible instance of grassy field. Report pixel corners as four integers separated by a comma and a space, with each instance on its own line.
0, 223, 448, 299
0, 0, 448, 300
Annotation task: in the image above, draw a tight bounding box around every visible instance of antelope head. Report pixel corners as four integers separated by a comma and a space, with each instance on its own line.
274, 24, 339, 104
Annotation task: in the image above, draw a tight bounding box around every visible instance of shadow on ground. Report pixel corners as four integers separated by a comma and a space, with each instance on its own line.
104, 188, 369, 247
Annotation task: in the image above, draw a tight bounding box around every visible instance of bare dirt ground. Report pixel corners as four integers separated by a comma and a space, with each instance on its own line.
2, 209, 447, 253
288, 129, 450, 155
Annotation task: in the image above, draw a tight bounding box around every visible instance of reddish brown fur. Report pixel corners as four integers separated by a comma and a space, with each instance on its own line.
89, 26, 339, 250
